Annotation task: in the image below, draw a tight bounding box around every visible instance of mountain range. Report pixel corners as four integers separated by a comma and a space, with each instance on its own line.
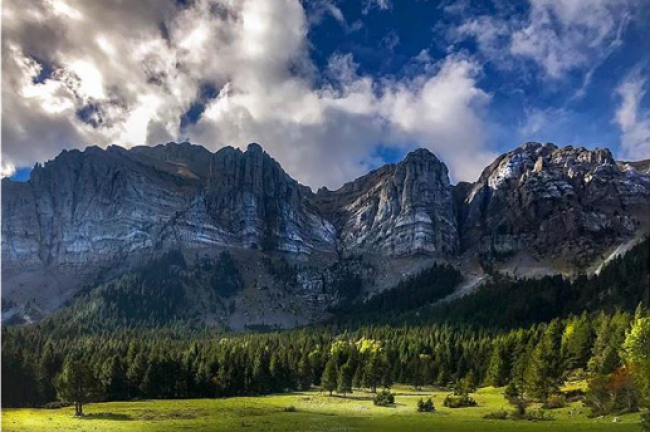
2, 141, 649, 329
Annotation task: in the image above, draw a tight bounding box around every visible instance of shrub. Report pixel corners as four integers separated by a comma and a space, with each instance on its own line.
417, 398, 435, 413
443, 393, 477, 408
373, 389, 395, 407
483, 410, 509, 420
641, 409, 650, 432
543, 394, 567, 409
564, 389, 585, 403
454, 375, 477, 395
524, 409, 554, 422
505, 382, 530, 418
586, 370, 640, 416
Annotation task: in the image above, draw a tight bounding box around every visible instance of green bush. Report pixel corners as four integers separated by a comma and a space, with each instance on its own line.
564, 389, 585, 403
524, 409, 554, 422
483, 410, 508, 420
443, 393, 477, 408
416, 398, 435, 412
641, 409, 650, 431
373, 389, 395, 407
543, 394, 567, 409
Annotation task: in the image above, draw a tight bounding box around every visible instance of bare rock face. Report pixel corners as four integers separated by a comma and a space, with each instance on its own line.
1, 143, 337, 315
457, 142, 650, 266
2, 140, 649, 324
200, 143, 336, 254
316, 148, 458, 256
619, 159, 650, 176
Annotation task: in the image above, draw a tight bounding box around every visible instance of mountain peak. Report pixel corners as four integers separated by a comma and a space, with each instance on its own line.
402, 147, 441, 163
246, 142, 264, 154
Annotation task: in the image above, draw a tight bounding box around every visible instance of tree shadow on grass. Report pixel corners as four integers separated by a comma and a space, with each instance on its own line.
80, 412, 133, 421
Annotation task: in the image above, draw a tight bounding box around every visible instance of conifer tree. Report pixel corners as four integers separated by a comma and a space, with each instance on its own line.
352, 364, 363, 389
55, 359, 100, 416
126, 352, 148, 398
38, 342, 61, 403
337, 362, 353, 397
563, 312, 593, 370
525, 320, 565, 401
297, 352, 312, 391
363, 353, 382, 393
485, 343, 508, 387
321, 358, 338, 396
623, 308, 650, 403
102, 355, 128, 401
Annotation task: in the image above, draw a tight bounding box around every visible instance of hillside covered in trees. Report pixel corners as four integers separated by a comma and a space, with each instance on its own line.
2, 238, 649, 424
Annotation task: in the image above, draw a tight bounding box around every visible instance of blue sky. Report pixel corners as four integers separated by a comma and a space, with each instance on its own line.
305, 0, 649, 159
2, 0, 649, 187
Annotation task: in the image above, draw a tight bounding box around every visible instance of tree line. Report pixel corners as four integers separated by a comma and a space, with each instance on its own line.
3, 307, 649, 423
334, 237, 650, 328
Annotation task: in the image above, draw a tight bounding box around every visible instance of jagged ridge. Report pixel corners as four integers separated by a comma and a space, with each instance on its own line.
2, 141, 649, 326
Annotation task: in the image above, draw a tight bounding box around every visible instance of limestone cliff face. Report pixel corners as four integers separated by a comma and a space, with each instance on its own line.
2, 147, 198, 267
199, 143, 336, 254
2, 141, 649, 324
1, 143, 338, 317
316, 149, 458, 256
1, 143, 337, 271
457, 142, 650, 265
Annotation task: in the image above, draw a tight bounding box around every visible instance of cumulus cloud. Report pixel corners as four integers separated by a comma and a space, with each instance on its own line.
1, 0, 496, 188
615, 68, 650, 161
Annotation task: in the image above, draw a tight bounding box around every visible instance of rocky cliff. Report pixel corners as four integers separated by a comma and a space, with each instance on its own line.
457, 142, 650, 267
316, 148, 458, 257
2, 141, 649, 325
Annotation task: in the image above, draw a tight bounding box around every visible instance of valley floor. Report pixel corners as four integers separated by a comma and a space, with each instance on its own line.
2, 386, 643, 432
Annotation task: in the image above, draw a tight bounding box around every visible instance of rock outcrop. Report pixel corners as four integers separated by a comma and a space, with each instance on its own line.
457, 142, 650, 266
2, 141, 649, 324
316, 149, 458, 256
1, 143, 336, 273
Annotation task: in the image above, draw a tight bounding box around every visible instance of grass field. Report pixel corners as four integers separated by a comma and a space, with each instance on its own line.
3, 385, 643, 432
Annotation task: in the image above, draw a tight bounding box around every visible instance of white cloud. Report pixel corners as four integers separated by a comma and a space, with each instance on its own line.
510, 0, 630, 78
190, 46, 496, 187
454, 16, 510, 62
362, 0, 392, 15
451, 0, 638, 79
615, 69, 650, 161
2, 0, 496, 188
1, 162, 17, 178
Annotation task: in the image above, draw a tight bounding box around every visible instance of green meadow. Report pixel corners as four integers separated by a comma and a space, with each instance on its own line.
3, 385, 642, 432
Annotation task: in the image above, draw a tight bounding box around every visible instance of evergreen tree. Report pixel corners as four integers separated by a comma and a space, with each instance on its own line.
321, 358, 338, 396
102, 355, 128, 401
38, 342, 61, 403
126, 352, 148, 399
337, 362, 353, 397
504, 381, 529, 418
524, 320, 565, 401
252, 350, 272, 394
352, 364, 363, 389
485, 343, 508, 387
141, 360, 161, 398
55, 359, 100, 416
297, 352, 312, 391
623, 310, 650, 403
363, 353, 382, 393
563, 312, 593, 370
